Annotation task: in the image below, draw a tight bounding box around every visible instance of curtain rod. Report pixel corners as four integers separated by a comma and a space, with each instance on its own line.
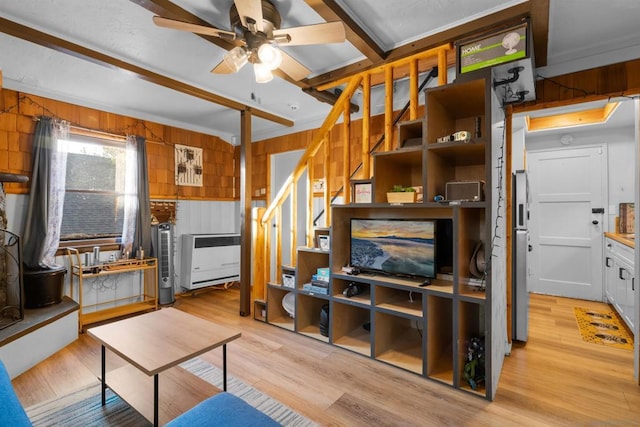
69, 125, 127, 142
33, 116, 128, 142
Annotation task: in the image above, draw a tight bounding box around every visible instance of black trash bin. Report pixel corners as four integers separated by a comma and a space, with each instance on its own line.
23, 266, 67, 308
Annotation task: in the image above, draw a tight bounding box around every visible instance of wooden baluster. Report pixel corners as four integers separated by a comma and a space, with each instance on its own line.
343, 101, 351, 201
409, 58, 418, 120
361, 74, 371, 178
385, 66, 394, 151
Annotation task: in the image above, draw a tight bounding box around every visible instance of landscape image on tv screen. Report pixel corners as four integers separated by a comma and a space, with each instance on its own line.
350, 219, 435, 278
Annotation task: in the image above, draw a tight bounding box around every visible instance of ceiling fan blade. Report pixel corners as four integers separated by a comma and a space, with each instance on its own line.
211, 60, 235, 74
153, 16, 236, 41
278, 50, 311, 81
234, 0, 264, 32
273, 21, 345, 46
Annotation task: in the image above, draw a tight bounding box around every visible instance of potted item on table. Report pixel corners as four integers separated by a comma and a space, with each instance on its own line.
386, 185, 417, 203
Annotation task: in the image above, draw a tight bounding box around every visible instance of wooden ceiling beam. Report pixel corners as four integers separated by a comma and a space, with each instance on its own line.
129, 0, 236, 51
132, 0, 360, 111
305, 0, 386, 62
0, 16, 293, 127
529, 0, 549, 67
306, 1, 546, 88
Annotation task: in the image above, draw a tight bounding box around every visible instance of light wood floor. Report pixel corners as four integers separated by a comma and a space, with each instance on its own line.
12, 290, 640, 426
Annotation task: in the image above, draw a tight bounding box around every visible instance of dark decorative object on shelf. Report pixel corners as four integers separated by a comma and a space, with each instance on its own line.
463, 337, 485, 390
319, 304, 329, 337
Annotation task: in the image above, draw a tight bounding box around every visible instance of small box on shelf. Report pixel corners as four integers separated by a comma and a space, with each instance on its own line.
387, 185, 417, 204
317, 235, 330, 251
282, 273, 295, 289
253, 299, 267, 322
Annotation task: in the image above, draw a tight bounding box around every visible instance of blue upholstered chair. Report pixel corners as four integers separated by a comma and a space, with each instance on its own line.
0, 360, 32, 426
166, 392, 281, 427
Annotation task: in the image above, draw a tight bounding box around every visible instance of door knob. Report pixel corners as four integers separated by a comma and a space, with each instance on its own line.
592, 220, 599, 225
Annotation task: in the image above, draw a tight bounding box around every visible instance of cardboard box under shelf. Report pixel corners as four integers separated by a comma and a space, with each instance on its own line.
619, 203, 634, 234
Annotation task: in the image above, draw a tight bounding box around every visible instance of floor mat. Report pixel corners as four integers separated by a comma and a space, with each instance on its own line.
574, 307, 633, 351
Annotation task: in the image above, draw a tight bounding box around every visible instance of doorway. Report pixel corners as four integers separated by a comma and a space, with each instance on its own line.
527, 146, 607, 301
269, 150, 306, 280
512, 97, 639, 381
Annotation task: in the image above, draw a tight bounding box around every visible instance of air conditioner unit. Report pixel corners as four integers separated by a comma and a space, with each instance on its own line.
181, 234, 241, 290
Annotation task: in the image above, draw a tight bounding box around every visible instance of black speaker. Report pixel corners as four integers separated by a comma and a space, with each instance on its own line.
319, 304, 329, 337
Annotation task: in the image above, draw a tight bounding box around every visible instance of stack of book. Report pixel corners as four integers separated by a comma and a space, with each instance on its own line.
302, 267, 330, 294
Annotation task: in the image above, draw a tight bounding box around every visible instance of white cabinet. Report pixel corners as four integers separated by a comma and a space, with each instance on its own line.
604, 237, 635, 331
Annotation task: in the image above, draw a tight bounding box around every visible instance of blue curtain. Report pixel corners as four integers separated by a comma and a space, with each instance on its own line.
22, 117, 68, 269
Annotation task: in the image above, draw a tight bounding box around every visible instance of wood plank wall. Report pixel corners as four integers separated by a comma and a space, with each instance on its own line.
250, 105, 425, 202
0, 89, 236, 200
515, 59, 640, 111
3, 59, 639, 202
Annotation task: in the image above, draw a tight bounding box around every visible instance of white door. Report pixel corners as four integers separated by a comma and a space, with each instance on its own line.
270, 150, 306, 279
528, 146, 607, 301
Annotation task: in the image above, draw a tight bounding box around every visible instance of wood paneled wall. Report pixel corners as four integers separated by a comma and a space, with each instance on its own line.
3, 59, 639, 202
0, 89, 236, 200
516, 59, 640, 111
250, 105, 424, 201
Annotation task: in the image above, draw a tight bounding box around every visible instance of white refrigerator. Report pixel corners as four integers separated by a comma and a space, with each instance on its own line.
512, 170, 529, 342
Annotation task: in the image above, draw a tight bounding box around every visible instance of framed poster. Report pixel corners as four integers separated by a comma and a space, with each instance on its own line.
352, 180, 372, 204
175, 144, 203, 187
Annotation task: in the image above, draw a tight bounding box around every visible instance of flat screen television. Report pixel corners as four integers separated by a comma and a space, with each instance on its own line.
350, 218, 436, 279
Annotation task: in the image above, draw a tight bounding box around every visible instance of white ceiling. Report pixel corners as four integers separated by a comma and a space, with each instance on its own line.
0, 0, 639, 144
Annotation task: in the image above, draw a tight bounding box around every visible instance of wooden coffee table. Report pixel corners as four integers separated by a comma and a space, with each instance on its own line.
88, 308, 241, 426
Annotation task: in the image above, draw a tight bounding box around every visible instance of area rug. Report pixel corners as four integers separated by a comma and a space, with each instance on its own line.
25, 357, 317, 426
574, 307, 634, 351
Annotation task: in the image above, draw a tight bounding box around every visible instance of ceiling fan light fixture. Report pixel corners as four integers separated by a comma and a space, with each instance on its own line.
254, 62, 274, 83
223, 46, 248, 72
257, 43, 282, 70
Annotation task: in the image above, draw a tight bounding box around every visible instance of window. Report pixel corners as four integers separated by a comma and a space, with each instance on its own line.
59, 134, 128, 241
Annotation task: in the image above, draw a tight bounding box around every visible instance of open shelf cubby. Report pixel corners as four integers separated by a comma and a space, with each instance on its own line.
374, 311, 424, 374
397, 118, 424, 149
296, 247, 329, 290
375, 285, 424, 318
426, 295, 454, 385
457, 207, 487, 298
372, 148, 425, 204
267, 285, 295, 331
297, 293, 330, 343
332, 277, 371, 306
331, 301, 371, 357
457, 300, 486, 396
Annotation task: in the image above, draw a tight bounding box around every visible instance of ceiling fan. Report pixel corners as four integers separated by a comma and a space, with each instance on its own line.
153, 0, 346, 83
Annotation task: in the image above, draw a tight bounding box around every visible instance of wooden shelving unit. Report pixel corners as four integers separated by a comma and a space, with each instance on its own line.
265, 77, 492, 399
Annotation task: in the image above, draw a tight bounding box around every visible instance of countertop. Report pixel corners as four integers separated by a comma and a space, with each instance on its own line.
604, 232, 635, 249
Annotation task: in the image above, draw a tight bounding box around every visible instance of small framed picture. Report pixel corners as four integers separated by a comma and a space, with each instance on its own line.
317, 235, 330, 251
352, 180, 372, 204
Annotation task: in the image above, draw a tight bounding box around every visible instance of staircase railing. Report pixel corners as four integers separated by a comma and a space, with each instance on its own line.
252, 44, 452, 303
